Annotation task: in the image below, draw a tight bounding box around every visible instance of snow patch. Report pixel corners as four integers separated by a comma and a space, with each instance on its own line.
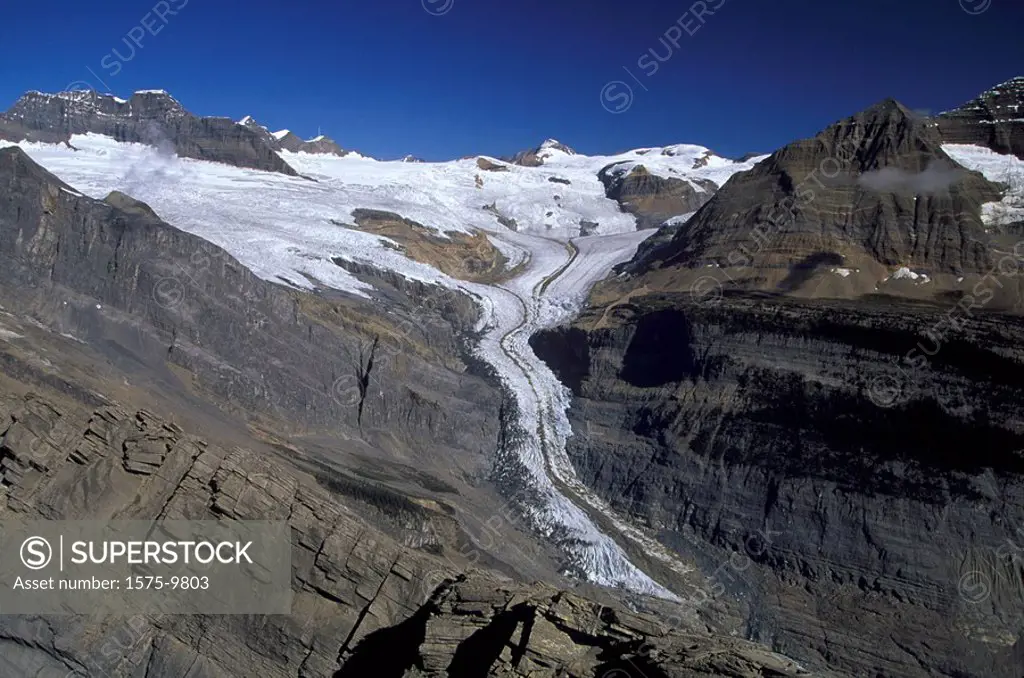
943, 144, 1024, 227
892, 267, 921, 280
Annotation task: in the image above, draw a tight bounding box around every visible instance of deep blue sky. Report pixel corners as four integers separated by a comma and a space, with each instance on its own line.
1, 0, 1021, 161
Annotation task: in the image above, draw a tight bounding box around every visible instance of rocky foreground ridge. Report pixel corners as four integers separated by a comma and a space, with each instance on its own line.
0, 391, 811, 677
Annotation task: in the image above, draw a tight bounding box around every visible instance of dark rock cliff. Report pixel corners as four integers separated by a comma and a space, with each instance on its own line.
532, 292, 1024, 677
0, 90, 298, 175
531, 88, 1024, 677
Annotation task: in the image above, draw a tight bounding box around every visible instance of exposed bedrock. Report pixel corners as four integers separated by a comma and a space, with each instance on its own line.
532, 293, 1024, 678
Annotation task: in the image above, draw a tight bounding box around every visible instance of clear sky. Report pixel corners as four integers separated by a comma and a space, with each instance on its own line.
1, 0, 1021, 161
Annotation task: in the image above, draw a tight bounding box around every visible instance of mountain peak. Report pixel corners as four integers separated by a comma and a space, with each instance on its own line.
539, 138, 575, 154
512, 139, 576, 166
623, 94, 1002, 297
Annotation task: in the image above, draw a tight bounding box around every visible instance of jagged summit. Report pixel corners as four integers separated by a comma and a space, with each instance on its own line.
6, 87, 349, 160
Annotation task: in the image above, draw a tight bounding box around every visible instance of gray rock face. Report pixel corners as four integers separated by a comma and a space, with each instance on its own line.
272, 129, 306, 152
532, 293, 1024, 678
937, 76, 1024, 159
528, 85, 1024, 678
238, 115, 278, 146
598, 163, 716, 229
0, 90, 298, 175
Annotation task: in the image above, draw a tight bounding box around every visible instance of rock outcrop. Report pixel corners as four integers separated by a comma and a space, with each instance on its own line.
349, 209, 512, 283
937, 76, 1024, 159
299, 135, 349, 156
0, 90, 298, 175
272, 129, 351, 156
598, 163, 717, 229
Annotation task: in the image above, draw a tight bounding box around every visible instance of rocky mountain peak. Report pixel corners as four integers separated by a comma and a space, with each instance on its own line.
271, 128, 304, 152
128, 88, 185, 112
235, 115, 277, 147
620, 95, 1003, 299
